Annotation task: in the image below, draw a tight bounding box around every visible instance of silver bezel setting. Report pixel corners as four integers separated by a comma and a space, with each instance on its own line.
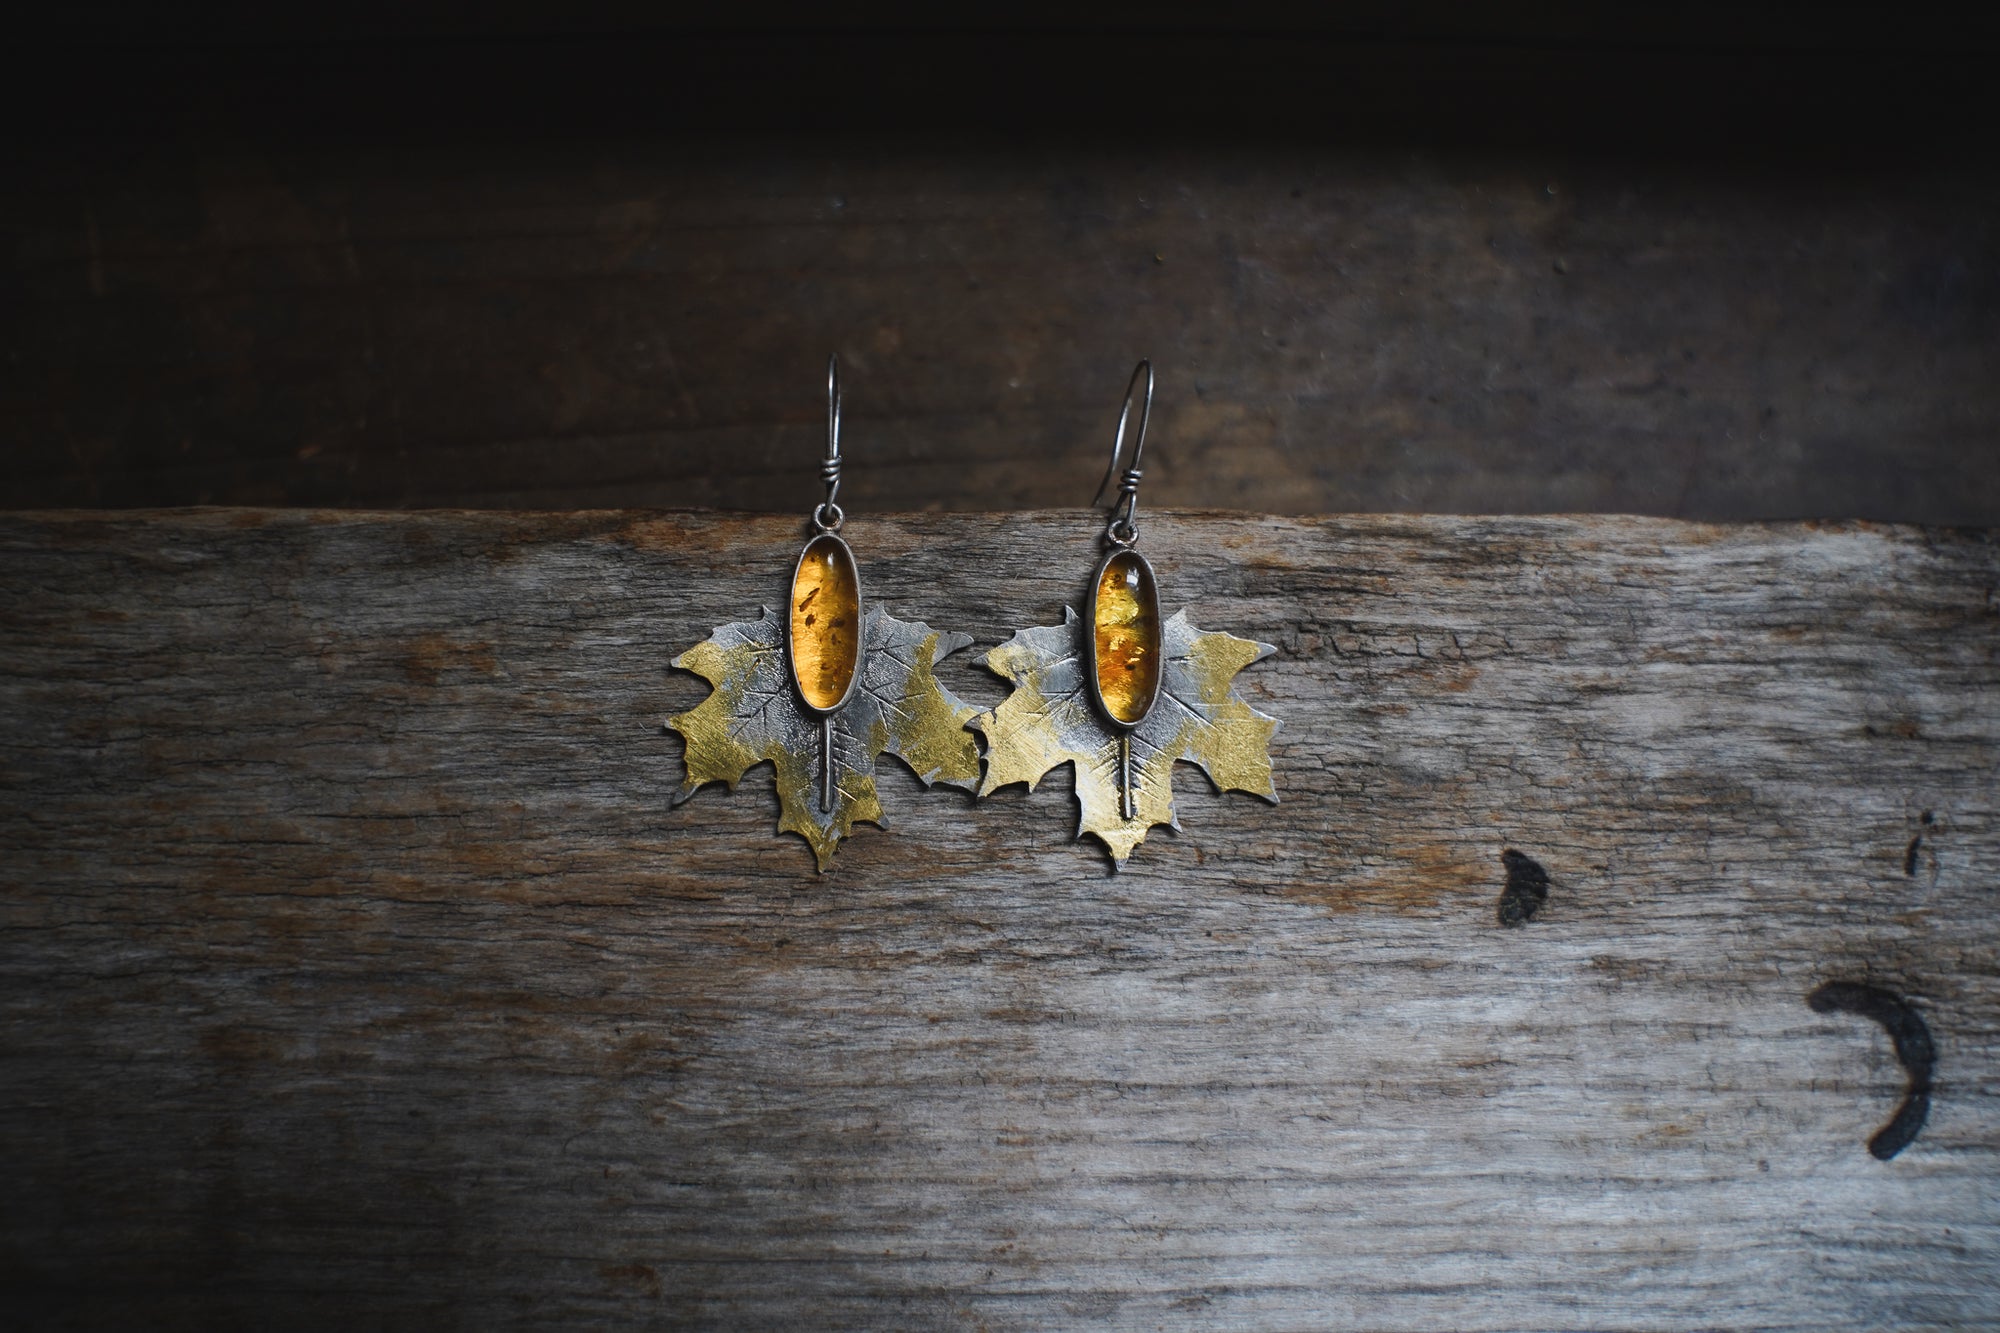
786, 531, 865, 718
1084, 545, 1162, 732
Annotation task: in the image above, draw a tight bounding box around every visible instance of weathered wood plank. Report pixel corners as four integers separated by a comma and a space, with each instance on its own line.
5, 137, 1996, 523
1, 509, 1996, 1329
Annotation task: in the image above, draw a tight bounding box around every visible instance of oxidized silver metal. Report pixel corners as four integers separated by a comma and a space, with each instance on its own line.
1088, 360, 1156, 814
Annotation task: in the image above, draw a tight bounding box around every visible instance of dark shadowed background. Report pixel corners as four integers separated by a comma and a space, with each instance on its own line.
3, 4, 1997, 520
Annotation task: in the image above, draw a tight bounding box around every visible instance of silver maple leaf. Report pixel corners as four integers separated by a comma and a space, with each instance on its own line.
670, 606, 981, 870
971, 607, 1280, 867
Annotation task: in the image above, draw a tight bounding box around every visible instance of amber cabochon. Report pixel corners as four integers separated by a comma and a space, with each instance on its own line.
1086, 548, 1162, 727
788, 533, 863, 713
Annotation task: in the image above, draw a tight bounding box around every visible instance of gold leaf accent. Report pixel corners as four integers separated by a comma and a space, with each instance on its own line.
971, 607, 1279, 867
670, 606, 981, 871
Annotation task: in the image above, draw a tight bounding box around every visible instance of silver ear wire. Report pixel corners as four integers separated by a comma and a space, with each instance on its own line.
1092, 359, 1152, 548
814, 353, 844, 532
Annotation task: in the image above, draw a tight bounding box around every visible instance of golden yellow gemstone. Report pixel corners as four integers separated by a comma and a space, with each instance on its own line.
789, 534, 862, 711
1092, 550, 1160, 725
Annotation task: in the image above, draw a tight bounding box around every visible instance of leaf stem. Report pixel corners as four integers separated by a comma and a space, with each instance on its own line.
821, 715, 834, 813
1119, 733, 1135, 820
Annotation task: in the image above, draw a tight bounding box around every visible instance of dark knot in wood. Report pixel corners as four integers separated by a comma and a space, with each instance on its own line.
1497, 849, 1551, 928
1807, 981, 1936, 1161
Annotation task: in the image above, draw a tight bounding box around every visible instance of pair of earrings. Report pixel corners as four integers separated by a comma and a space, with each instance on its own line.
668, 357, 1280, 871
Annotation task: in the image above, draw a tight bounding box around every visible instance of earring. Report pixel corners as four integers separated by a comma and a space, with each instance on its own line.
970, 361, 1280, 867
668, 356, 983, 871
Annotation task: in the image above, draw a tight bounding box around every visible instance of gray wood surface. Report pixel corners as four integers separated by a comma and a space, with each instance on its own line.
2, 508, 1996, 1329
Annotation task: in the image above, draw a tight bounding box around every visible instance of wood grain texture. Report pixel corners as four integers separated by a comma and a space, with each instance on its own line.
1, 508, 1996, 1329
6, 136, 1996, 523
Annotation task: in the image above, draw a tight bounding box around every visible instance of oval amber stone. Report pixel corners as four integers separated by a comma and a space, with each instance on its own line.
789, 534, 862, 712
1091, 550, 1161, 726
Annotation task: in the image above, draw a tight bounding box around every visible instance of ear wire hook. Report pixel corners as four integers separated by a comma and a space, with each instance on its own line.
815, 353, 845, 532
811, 353, 847, 811
1093, 359, 1152, 548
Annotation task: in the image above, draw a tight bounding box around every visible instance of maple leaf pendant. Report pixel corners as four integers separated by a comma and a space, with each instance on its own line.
972, 606, 1279, 867
969, 361, 1280, 868
669, 602, 982, 870
667, 357, 981, 870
